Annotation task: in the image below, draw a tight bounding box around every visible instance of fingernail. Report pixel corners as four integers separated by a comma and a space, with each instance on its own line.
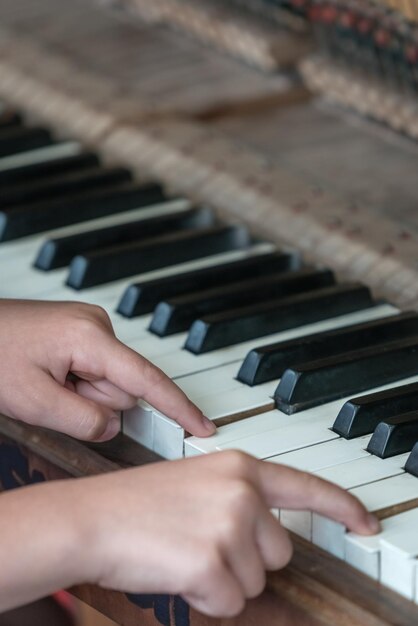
99, 415, 121, 442
201, 415, 217, 434
366, 513, 380, 534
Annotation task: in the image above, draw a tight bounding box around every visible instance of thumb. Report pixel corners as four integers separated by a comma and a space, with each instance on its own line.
27, 372, 121, 442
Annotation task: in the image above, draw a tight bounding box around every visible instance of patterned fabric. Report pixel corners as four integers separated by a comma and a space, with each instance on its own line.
0, 442, 45, 490
127, 594, 190, 626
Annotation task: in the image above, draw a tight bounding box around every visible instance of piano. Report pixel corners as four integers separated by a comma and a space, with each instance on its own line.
0, 0, 418, 624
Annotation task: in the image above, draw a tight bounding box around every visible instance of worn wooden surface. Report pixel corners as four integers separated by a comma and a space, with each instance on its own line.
0, 414, 417, 626
108, 0, 311, 71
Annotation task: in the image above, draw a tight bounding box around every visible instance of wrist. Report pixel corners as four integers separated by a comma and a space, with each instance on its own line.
0, 479, 99, 611
62, 477, 109, 588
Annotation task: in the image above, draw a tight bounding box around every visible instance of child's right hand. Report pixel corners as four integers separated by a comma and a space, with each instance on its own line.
68, 451, 379, 617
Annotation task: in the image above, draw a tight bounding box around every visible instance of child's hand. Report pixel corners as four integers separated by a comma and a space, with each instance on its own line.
0, 299, 214, 441
68, 452, 379, 617
0, 451, 378, 615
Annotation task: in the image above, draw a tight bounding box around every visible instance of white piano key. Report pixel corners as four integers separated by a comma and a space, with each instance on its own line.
416, 566, 418, 605
122, 400, 155, 451
1, 269, 69, 299
345, 507, 418, 580
124, 401, 185, 460
277, 437, 371, 539
124, 383, 275, 460
216, 415, 339, 458
185, 410, 295, 457
174, 362, 241, 397
0, 141, 82, 172
315, 452, 410, 490
312, 454, 411, 558
187, 400, 346, 458
270, 436, 371, 472
190, 385, 274, 420
209, 372, 418, 457
185, 374, 418, 458
151, 390, 273, 461
173, 361, 276, 399
152, 411, 185, 460
381, 528, 418, 599
128, 333, 188, 360
350, 473, 418, 516
280, 510, 312, 541
0, 236, 50, 272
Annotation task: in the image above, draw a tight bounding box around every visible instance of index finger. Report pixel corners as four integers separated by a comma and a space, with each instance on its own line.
255, 461, 380, 536
97, 335, 216, 437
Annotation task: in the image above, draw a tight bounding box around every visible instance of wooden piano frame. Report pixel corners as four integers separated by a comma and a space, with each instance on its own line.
0, 414, 417, 626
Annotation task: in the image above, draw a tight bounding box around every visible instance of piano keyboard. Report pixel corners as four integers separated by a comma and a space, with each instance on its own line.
1, 108, 417, 605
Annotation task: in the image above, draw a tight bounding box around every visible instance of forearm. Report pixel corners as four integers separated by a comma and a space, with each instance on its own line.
0, 480, 90, 611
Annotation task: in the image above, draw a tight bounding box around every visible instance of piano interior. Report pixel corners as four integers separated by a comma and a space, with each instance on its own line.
0, 0, 418, 624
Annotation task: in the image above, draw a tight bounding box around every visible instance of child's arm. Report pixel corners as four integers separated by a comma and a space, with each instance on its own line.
0, 452, 379, 616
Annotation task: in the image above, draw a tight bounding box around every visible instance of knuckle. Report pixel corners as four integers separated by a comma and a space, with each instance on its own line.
216, 516, 240, 544
88, 304, 113, 327
73, 316, 101, 339
227, 480, 258, 515
219, 450, 254, 476
191, 549, 223, 587
69, 304, 112, 336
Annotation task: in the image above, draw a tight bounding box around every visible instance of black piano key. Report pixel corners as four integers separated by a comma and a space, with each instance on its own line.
0, 110, 22, 130
333, 381, 418, 439
405, 442, 418, 478
0, 166, 132, 208
67, 225, 251, 290
367, 412, 418, 459
34, 207, 214, 271
150, 268, 335, 337
275, 336, 418, 415
0, 126, 53, 157
117, 251, 300, 318
184, 283, 374, 354
0, 151, 99, 186
0, 182, 167, 241
238, 312, 418, 386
